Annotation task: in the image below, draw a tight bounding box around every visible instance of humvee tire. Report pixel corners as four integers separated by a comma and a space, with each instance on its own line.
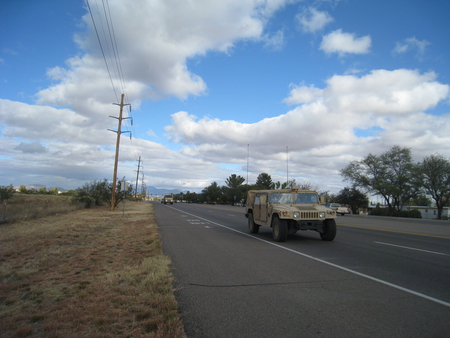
248, 213, 260, 234
320, 219, 336, 241
272, 216, 288, 242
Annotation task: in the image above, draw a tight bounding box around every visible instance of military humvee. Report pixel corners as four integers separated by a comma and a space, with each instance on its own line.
163, 194, 174, 205
245, 186, 337, 242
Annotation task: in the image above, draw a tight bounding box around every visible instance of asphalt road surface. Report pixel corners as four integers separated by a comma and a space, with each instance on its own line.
153, 202, 450, 338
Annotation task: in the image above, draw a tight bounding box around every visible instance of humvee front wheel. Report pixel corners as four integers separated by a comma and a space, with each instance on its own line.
320, 219, 336, 241
248, 213, 260, 234
272, 216, 288, 242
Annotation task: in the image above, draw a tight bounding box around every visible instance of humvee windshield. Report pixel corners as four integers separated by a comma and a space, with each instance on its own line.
295, 193, 318, 204
269, 192, 318, 204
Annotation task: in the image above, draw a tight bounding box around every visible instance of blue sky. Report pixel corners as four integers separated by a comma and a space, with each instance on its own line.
1, 0, 449, 194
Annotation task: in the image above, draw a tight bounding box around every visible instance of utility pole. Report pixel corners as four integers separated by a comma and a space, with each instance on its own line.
141, 172, 146, 200
134, 156, 141, 201
109, 93, 131, 211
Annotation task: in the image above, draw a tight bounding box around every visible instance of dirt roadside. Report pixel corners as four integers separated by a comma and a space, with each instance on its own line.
0, 202, 186, 338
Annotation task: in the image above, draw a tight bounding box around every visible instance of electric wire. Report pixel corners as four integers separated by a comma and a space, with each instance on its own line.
86, 0, 119, 102
86, 0, 143, 182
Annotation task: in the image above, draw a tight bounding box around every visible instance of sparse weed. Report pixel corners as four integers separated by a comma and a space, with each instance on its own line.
0, 194, 84, 224
0, 202, 186, 338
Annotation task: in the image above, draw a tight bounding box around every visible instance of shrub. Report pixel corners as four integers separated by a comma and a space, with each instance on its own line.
408, 209, 422, 218
0, 184, 15, 203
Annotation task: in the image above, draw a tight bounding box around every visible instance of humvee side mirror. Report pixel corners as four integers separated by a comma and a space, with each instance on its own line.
319, 195, 325, 204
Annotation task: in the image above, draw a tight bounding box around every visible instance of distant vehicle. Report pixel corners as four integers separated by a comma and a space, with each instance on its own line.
325, 203, 351, 216
245, 186, 337, 242
163, 194, 174, 205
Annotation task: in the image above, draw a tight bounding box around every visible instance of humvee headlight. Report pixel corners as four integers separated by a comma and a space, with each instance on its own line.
319, 212, 325, 218
293, 212, 300, 218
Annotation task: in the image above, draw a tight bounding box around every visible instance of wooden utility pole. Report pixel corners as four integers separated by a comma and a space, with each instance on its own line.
134, 156, 141, 200
109, 94, 131, 211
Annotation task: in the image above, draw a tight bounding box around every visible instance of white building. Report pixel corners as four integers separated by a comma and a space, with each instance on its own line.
403, 206, 450, 220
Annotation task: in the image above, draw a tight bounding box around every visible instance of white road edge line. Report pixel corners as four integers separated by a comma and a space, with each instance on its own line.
375, 241, 450, 256
171, 207, 450, 308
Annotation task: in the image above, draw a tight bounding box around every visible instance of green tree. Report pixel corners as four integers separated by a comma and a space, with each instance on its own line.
255, 173, 273, 190
184, 191, 199, 203
341, 145, 418, 216
202, 182, 222, 204
411, 194, 432, 207
0, 184, 15, 203
416, 154, 450, 219
224, 174, 246, 204
335, 187, 369, 213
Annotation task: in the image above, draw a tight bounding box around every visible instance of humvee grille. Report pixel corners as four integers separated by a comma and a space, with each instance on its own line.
301, 211, 319, 219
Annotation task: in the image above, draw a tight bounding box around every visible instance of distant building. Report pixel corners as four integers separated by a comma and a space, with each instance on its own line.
402, 206, 450, 220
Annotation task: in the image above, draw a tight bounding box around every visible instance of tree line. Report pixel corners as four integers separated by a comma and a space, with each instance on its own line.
173, 173, 369, 214
341, 145, 450, 219
2, 145, 448, 219
175, 145, 450, 220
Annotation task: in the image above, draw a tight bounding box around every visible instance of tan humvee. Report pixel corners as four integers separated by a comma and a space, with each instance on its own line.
244, 186, 337, 242
163, 194, 174, 205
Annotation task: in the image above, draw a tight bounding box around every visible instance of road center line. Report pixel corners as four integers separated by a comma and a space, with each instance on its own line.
170, 206, 450, 308
375, 241, 450, 256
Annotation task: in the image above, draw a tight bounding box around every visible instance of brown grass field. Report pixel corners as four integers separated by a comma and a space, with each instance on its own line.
0, 200, 186, 338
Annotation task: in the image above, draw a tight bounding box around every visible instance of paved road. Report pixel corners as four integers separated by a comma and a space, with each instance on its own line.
154, 202, 450, 338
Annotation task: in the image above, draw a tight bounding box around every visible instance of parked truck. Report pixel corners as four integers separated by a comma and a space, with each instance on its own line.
326, 203, 351, 216
245, 186, 337, 242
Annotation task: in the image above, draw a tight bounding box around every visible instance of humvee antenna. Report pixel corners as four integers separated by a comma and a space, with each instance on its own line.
286, 146, 289, 187
247, 144, 249, 185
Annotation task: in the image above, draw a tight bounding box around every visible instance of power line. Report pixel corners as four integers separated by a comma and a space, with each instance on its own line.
86, 0, 119, 102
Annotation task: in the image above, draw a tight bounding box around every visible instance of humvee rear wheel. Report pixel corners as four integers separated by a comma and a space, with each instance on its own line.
248, 213, 260, 234
320, 219, 336, 241
272, 216, 288, 242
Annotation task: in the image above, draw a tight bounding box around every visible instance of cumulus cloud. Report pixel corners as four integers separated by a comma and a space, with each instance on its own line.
1, 0, 295, 190
320, 29, 371, 56
165, 69, 450, 186
283, 83, 324, 105
296, 7, 334, 33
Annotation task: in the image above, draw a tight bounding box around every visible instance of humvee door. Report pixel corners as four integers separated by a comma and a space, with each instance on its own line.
254, 193, 268, 223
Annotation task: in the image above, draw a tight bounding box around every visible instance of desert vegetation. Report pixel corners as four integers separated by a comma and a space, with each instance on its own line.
1, 194, 85, 224
0, 201, 185, 338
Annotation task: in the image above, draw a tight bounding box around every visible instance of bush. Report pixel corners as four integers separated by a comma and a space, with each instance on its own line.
398, 210, 410, 218
75, 178, 133, 208
78, 196, 96, 208
0, 184, 15, 203
408, 209, 422, 218
369, 205, 390, 216
370, 206, 421, 218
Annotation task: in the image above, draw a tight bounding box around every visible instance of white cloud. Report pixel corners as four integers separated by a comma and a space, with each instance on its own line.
262, 30, 285, 50
393, 37, 430, 60
297, 7, 334, 33
283, 83, 324, 105
320, 29, 371, 56
1, 0, 297, 190
165, 69, 450, 188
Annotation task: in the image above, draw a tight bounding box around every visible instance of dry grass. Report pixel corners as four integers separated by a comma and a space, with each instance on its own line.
1, 194, 85, 224
0, 201, 186, 338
